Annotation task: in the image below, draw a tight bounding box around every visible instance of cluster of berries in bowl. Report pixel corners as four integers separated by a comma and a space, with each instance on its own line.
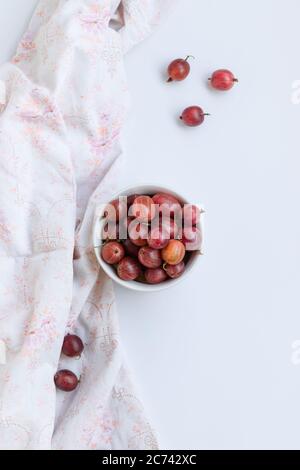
94, 186, 204, 292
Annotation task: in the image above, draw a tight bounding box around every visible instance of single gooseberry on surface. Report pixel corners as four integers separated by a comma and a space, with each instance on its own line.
209, 69, 238, 91
117, 257, 141, 281
180, 106, 209, 127
130, 195, 156, 222
167, 56, 194, 82
62, 334, 84, 358
162, 240, 186, 265
145, 268, 168, 284
138, 246, 162, 269
102, 241, 125, 264
164, 261, 186, 279
54, 370, 79, 392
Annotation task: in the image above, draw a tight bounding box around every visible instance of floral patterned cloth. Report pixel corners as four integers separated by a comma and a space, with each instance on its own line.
0, 0, 175, 450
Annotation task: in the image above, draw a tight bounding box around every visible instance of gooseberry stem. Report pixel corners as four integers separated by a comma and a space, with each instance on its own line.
185, 55, 195, 62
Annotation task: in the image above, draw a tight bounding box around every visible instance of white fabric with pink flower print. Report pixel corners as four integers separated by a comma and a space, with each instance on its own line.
0, 0, 175, 450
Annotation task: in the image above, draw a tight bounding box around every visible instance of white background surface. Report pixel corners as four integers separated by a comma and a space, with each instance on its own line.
1, 0, 300, 450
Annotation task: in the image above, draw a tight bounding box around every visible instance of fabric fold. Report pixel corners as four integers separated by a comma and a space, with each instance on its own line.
0, 0, 175, 450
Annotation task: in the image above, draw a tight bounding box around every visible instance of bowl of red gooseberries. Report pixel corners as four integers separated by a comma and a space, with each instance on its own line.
93, 185, 204, 292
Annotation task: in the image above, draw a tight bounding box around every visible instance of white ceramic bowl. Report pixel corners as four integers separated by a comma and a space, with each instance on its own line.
93, 185, 203, 292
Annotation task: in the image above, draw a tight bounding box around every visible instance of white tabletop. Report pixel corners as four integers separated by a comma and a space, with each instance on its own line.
1, 0, 300, 450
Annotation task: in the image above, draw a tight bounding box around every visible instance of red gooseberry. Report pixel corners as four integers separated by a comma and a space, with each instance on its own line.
62, 334, 84, 358
152, 193, 182, 218
148, 225, 170, 250
117, 257, 141, 281
167, 55, 194, 82
130, 195, 156, 222
209, 69, 238, 91
164, 261, 186, 279
138, 246, 162, 269
128, 221, 149, 247
123, 239, 140, 258
180, 106, 210, 127
54, 370, 79, 392
145, 268, 168, 284
102, 241, 125, 264
182, 227, 202, 251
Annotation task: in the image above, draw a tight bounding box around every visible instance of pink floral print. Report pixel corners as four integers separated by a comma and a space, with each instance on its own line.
0, 0, 175, 451
79, 2, 111, 32
12, 32, 36, 64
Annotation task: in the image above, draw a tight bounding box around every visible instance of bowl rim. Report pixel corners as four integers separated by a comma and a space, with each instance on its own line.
93, 183, 203, 292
